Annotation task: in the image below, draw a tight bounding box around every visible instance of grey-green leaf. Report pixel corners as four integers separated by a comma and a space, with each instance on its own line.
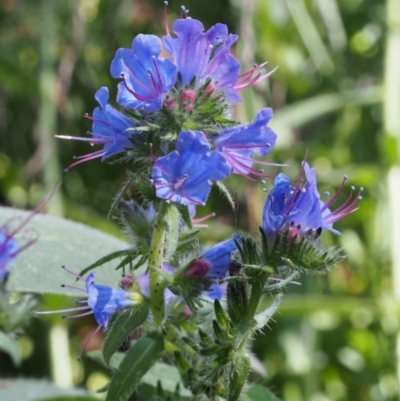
0, 331, 21, 366
141, 362, 192, 397
0, 379, 98, 401
103, 304, 150, 365
0, 207, 128, 296
106, 336, 164, 401
242, 384, 282, 401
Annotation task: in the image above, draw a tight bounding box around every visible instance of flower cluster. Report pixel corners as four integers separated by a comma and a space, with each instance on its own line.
57, 10, 277, 206
28, 7, 363, 378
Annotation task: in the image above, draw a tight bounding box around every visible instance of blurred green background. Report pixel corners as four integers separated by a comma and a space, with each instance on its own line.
0, 0, 396, 400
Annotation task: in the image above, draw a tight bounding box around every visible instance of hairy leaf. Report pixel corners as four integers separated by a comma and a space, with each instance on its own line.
103, 304, 150, 365
106, 336, 164, 401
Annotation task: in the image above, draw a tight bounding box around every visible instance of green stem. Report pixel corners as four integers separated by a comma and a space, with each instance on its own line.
244, 272, 268, 320
149, 207, 167, 325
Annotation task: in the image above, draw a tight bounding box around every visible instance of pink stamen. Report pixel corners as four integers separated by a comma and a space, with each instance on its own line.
153, 59, 163, 91
284, 155, 309, 215
33, 305, 91, 315
54, 134, 112, 144
61, 285, 87, 293
173, 174, 189, 190
223, 153, 273, 180
320, 176, 348, 213
192, 212, 215, 224
121, 75, 153, 102
121, 59, 158, 98
78, 324, 104, 360
83, 114, 112, 128
163, 1, 170, 36
3, 182, 61, 248
65, 151, 105, 171
235, 66, 278, 91
62, 265, 86, 281
64, 311, 94, 319
237, 62, 269, 80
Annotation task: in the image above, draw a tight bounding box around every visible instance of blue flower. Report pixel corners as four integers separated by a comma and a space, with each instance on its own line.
0, 230, 19, 282
34, 267, 142, 359
111, 34, 177, 112
163, 19, 241, 101
262, 162, 363, 238
151, 130, 231, 206
202, 238, 237, 280
56, 87, 135, 169
213, 108, 277, 181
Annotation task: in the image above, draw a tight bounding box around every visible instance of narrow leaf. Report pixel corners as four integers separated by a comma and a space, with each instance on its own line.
254, 294, 282, 330
108, 175, 135, 218
106, 336, 164, 401
215, 181, 236, 210
229, 352, 250, 401
103, 304, 150, 365
79, 249, 134, 277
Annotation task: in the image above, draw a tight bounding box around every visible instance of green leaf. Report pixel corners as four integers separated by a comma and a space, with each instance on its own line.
0, 379, 98, 401
254, 294, 282, 330
103, 304, 150, 365
215, 181, 236, 210
242, 384, 282, 401
108, 174, 135, 218
106, 336, 164, 401
0, 207, 129, 296
228, 352, 250, 401
78, 249, 134, 277
0, 332, 21, 366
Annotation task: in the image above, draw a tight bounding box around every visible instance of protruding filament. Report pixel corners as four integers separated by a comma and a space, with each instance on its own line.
78, 324, 103, 361
62, 265, 86, 281
164, 1, 170, 36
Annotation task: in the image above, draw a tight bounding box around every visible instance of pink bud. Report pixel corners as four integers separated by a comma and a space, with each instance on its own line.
185, 259, 211, 278
164, 98, 175, 109
120, 275, 137, 290
180, 89, 196, 103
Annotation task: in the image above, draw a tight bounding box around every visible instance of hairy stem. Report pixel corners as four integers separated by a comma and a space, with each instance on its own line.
244, 271, 268, 320
149, 207, 167, 325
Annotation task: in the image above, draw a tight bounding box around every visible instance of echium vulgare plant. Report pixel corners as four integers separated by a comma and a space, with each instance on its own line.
28, 4, 363, 401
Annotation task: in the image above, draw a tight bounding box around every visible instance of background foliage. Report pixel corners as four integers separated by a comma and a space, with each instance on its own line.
0, 0, 394, 400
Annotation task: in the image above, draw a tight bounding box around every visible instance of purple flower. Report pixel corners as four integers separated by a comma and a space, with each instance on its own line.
151, 130, 231, 206
163, 18, 241, 102
35, 267, 142, 359
262, 162, 363, 238
213, 108, 277, 181
111, 34, 177, 111
56, 87, 135, 170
